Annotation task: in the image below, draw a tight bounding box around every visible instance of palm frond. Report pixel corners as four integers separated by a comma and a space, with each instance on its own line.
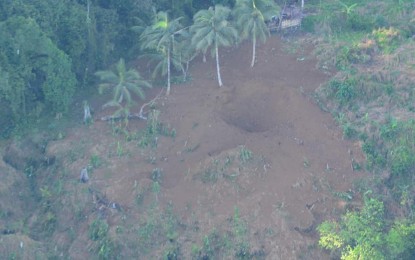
113, 83, 123, 103
129, 85, 146, 100
152, 58, 168, 78
116, 59, 126, 76
123, 87, 132, 105
97, 58, 151, 112
112, 105, 130, 119
94, 71, 118, 83
103, 100, 122, 109
234, 0, 273, 44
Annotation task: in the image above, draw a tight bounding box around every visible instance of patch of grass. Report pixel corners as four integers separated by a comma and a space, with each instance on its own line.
138, 130, 157, 148
163, 245, 181, 260
190, 207, 255, 259
89, 154, 102, 169
135, 204, 182, 257
137, 217, 159, 253
372, 27, 401, 54
88, 219, 118, 259
200, 160, 221, 184
196, 147, 265, 185
116, 141, 124, 157
351, 159, 362, 171
335, 113, 358, 139
390, 144, 415, 176
89, 219, 109, 241
362, 138, 387, 171
134, 182, 149, 207
107, 141, 129, 158
327, 77, 357, 107
199, 155, 238, 184
342, 123, 358, 139
332, 190, 353, 201
151, 168, 163, 183
196, 229, 229, 259
239, 146, 253, 164
40, 210, 57, 236
138, 109, 176, 149
380, 117, 400, 141
232, 207, 251, 259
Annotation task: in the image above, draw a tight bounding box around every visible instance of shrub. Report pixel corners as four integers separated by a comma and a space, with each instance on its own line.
372, 27, 400, 53
319, 200, 415, 259
390, 144, 415, 176
362, 138, 386, 170
89, 219, 109, 241
327, 78, 357, 107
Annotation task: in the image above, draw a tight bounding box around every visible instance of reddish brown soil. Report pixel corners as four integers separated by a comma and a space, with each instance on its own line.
48, 35, 366, 258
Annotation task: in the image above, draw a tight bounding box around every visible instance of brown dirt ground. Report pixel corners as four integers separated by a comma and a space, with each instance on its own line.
47, 35, 368, 259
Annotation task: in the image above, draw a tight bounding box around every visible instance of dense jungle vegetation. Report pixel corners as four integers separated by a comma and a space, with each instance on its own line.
305, 0, 415, 258
1, 0, 415, 259
0, 0, 240, 136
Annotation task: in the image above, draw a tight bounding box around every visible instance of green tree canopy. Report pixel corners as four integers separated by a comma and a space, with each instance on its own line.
318, 196, 415, 259
191, 4, 238, 87
234, 0, 279, 67
0, 16, 76, 119
95, 58, 151, 122
140, 11, 185, 95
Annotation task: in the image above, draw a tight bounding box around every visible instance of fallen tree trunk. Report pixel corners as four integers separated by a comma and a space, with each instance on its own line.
100, 113, 145, 122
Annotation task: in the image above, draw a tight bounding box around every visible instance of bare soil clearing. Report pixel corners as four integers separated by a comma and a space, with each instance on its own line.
30, 35, 367, 258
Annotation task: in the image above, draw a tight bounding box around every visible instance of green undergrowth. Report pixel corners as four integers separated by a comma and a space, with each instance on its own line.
319, 194, 415, 259
195, 145, 265, 185
137, 109, 176, 149
96, 190, 263, 259
309, 0, 415, 258
312, 0, 415, 191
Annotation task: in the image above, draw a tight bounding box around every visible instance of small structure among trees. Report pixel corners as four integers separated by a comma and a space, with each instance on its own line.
267, 3, 304, 32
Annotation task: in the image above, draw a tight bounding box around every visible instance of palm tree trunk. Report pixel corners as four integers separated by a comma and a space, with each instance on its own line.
251, 36, 256, 67
167, 48, 171, 95
182, 61, 188, 82
118, 88, 124, 103
21, 87, 26, 116
186, 60, 190, 80
215, 42, 223, 87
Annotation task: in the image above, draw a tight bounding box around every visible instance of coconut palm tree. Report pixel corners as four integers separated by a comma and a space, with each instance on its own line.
176, 33, 197, 81
142, 48, 183, 85
234, 0, 280, 67
191, 5, 238, 87
95, 58, 151, 121
140, 11, 185, 95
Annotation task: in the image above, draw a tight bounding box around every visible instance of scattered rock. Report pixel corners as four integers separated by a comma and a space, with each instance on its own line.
80, 167, 89, 183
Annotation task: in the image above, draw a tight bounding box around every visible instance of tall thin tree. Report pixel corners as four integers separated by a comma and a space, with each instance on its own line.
234, 0, 280, 67
191, 5, 238, 87
95, 58, 151, 123
140, 11, 184, 95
